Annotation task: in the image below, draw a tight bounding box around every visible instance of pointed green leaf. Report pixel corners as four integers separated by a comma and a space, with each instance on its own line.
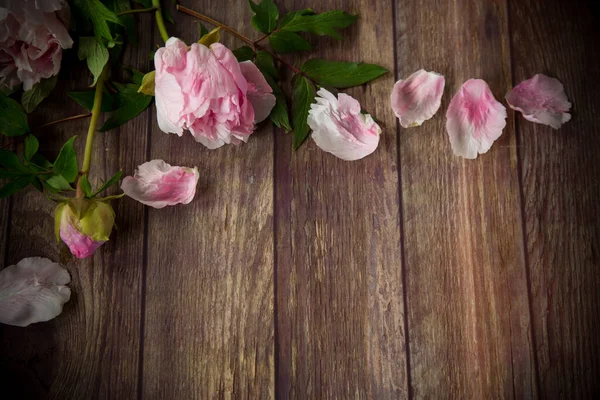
0, 176, 32, 199
301, 59, 388, 88
21, 76, 58, 113
0, 149, 29, 173
53, 137, 78, 183
263, 74, 291, 131
100, 83, 153, 131
46, 175, 74, 191
233, 46, 255, 62
291, 75, 316, 149
279, 9, 315, 28
68, 89, 116, 112
78, 37, 109, 86
0, 92, 29, 137
256, 51, 278, 79
24, 135, 39, 161
72, 0, 123, 41
81, 175, 93, 197
93, 170, 123, 196
280, 10, 357, 40
248, 0, 279, 33
269, 31, 312, 53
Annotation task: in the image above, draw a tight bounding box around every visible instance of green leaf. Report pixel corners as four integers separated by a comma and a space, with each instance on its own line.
233, 46, 255, 62
0, 149, 29, 172
68, 89, 116, 112
0, 169, 28, 179
21, 76, 58, 113
125, 67, 146, 86
280, 10, 357, 40
279, 9, 315, 28
24, 135, 39, 161
78, 37, 109, 86
291, 75, 315, 149
72, 0, 123, 41
0, 177, 32, 199
137, 71, 155, 96
120, 14, 138, 46
269, 31, 312, 53
263, 74, 291, 131
256, 51, 278, 79
197, 22, 209, 37
0, 92, 29, 136
46, 175, 74, 191
93, 170, 123, 196
80, 175, 93, 197
53, 137, 78, 183
198, 27, 220, 46
248, 0, 279, 34
100, 83, 153, 131
301, 59, 388, 88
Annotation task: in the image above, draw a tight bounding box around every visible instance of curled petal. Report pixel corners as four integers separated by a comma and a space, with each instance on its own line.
446, 79, 507, 159
121, 159, 200, 209
60, 222, 106, 259
0, 257, 71, 327
506, 73, 571, 129
308, 88, 381, 161
239, 61, 276, 123
391, 69, 445, 128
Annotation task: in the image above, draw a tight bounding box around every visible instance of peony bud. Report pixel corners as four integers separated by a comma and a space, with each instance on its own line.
54, 199, 115, 259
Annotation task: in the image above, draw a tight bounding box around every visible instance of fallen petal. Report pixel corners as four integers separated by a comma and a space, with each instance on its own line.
121, 159, 200, 209
446, 79, 507, 159
0, 257, 71, 327
506, 73, 571, 129
391, 69, 445, 128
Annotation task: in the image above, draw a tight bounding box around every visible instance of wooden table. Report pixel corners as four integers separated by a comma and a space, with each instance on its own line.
1, 0, 599, 398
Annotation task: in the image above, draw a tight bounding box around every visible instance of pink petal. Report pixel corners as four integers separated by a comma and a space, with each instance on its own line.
121, 159, 200, 209
0, 257, 71, 327
506, 73, 571, 129
60, 222, 105, 259
239, 61, 276, 123
446, 79, 507, 159
391, 69, 445, 128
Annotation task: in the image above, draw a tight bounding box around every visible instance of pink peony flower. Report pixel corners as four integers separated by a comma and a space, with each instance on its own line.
308, 88, 381, 161
506, 73, 571, 129
121, 159, 199, 209
55, 199, 115, 259
446, 79, 507, 159
0, 0, 73, 91
239, 61, 276, 123
391, 69, 445, 128
154, 37, 262, 149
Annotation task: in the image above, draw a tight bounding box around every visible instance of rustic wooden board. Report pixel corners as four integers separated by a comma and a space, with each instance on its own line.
0, 15, 153, 399
140, 2, 275, 398
509, 0, 600, 397
395, 0, 536, 397
275, 0, 408, 398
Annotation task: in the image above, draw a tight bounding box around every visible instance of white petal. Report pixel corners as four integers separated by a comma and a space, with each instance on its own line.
0, 257, 71, 327
391, 69, 445, 128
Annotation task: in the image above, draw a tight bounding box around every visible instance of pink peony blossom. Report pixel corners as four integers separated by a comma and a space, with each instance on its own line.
121, 159, 199, 209
391, 69, 445, 128
506, 73, 571, 129
154, 38, 259, 149
55, 199, 115, 259
0, 0, 72, 91
239, 61, 276, 123
446, 79, 507, 159
308, 88, 381, 161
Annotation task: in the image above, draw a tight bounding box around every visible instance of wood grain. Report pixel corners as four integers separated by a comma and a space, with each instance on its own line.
509, 0, 600, 397
275, 0, 408, 398
0, 15, 153, 399
395, 0, 536, 397
140, 2, 275, 398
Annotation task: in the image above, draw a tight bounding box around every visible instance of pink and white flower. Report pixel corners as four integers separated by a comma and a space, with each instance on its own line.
154, 38, 259, 149
391, 69, 445, 128
506, 73, 571, 129
446, 79, 507, 159
0, 257, 71, 327
308, 88, 381, 161
55, 199, 115, 259
121, 159, 199, 209
239, 61, 276, 123
0, 0, 73, 91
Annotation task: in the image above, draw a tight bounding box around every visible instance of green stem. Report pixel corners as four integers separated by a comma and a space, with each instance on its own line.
152, 0, 170, 43
117, 7, 157, 16
77, 67, 106, 197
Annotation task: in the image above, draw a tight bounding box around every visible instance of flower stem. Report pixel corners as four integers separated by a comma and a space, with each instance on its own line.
176, 4, 303, 75
117, 7, 157, 16
152, 0, 170, 43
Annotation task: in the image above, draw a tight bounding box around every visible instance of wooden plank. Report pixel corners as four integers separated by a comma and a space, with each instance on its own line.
395, 0, 536, 397
275, 0, 408, 398
0, 15, 152, 398
509, 1, 600, 397
141, 2, 275, 398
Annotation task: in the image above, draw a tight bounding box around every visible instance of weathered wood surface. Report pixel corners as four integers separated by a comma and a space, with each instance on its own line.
1, 0, 599, 398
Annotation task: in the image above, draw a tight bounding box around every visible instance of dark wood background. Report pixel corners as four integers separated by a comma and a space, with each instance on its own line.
1, 0, 599, 398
